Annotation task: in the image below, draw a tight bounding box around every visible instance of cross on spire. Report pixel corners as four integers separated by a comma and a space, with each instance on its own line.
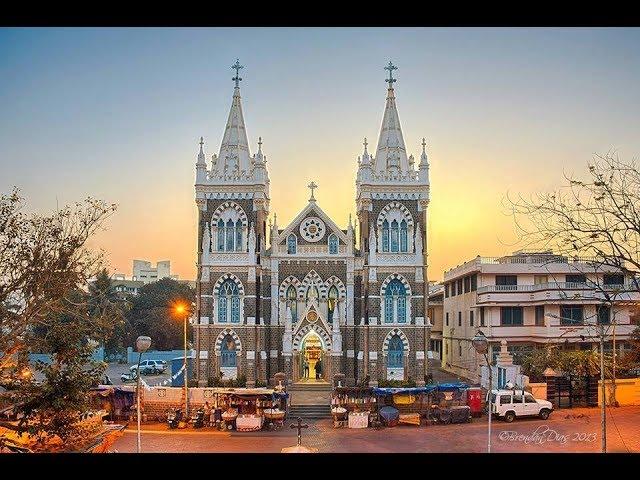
232, 59, 243, 88
422, 138, 427, 152
308, 181, 318, 202
199, 136, 204, 147
290, 417, 309, 446
385, 61, 398, 87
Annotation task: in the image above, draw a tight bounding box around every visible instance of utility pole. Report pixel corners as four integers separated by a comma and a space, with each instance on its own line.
599, 324, 607, 453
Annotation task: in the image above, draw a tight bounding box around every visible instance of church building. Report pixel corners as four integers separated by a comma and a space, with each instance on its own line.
193, 61, 432, 388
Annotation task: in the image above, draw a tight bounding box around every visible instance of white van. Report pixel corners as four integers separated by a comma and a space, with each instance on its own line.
490, 389, 553, 423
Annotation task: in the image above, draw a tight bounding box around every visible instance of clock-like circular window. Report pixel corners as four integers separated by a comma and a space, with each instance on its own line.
300, 217, 326, 242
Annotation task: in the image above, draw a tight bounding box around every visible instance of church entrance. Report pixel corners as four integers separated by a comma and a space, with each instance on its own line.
293, 330, 331, 384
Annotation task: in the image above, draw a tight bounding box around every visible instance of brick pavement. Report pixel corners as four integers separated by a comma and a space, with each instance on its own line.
112, 405, 640, 453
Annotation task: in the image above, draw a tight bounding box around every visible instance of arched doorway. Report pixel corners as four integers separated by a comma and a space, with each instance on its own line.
220, 334, 238, 379
387, 334, 405, 381
300, 330, 324, 381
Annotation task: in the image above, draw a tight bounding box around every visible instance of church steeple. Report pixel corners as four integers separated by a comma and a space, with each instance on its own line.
373, 61, 409, 174
218, 59, 251, 176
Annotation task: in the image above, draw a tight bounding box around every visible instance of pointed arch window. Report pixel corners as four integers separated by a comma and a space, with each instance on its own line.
306, 285, 319, 304
388, 335, 404, 368
235, 220, 243, 251
400, 220, 408, 252
287, 234, 297, 254
287, 286, 297, 322
390, 220, 399, 253
385, 279, 407, 323
226, 219, 235, 252
328, 234, 338, 254
328, 286, 339, 322
218, 279, 240, 323
382, 220, 390, 252
217, 220, 225, 251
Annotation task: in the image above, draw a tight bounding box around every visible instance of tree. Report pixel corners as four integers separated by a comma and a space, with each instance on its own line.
88, 268, 129, 359
126, 278, 195, 351
0, 189, 116, 374
0, 188, 117, 447
507, 152, 640, 280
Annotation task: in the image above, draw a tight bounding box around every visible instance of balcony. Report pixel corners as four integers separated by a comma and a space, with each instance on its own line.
475, 282, 639, 304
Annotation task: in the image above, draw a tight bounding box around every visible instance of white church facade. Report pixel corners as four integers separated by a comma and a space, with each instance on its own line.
193, 61, 432, 387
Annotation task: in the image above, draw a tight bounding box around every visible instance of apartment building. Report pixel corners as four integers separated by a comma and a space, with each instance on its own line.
441, 251, 639, 381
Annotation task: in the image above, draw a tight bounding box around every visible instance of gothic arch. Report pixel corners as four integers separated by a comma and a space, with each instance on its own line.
300, 270, 327, 299
292, 323, 332, 352
214, 328, 243, 355
376, 201, 414, 228
211, 201, 248, 227
279, 275, 302, 300
324, 276, 346, 299
213, 273, 245, 296
382, 328, 410, 356
380, 273, 412, 296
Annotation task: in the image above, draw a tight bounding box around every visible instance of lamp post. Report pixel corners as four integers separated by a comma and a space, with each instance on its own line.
175, 303, 189, 419
472, 331, 492, 454
135, 335, 151, 453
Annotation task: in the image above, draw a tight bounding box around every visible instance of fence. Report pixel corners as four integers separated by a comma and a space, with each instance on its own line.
29, 347, 105, 365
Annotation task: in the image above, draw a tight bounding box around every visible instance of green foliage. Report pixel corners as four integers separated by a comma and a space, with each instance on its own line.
208, 373, 247, 388
520, 346, 617, 381
125, 278, 195, 351
377, 378, 417, 388
88, 269, 129, 358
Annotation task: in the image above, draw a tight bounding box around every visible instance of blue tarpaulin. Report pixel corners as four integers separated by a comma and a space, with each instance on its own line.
372, 382, 468, 396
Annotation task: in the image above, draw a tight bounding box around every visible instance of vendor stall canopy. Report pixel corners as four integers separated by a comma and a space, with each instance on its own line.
371, 382, 468, 396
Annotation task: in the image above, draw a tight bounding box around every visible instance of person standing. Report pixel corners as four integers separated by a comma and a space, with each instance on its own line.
303, 359, 309, 379
204, 401, 212, 427
315, 359, 322, 380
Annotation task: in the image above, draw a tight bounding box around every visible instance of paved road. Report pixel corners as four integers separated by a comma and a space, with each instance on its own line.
112, 405, 640, 453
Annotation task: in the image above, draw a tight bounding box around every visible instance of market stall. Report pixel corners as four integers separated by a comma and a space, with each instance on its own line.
209, 388, 288, 431
330, 387, 376, 428
370, 382, 470, 427
89, 386, 135, 421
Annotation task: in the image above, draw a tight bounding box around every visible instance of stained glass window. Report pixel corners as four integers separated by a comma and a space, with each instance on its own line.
400, 220, 408, 252
390, 220, 399, 253
328, 234, 338, 254
219, 279, 239, 323
226, 219, 235, 252
235, 220, 243, 251
287, 234, 297, 254
382, 220, 390, 252
388, 335, 404, 368
287, 286, 297, 322
217, 219, 225, 251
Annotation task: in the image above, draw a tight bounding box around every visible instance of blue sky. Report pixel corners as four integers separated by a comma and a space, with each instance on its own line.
1, 28, 639, 279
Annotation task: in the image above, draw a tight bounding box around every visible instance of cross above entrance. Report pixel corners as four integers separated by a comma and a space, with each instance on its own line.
290, 417, 309, 446
385, 61, 398, 86
307, 181, 318, 202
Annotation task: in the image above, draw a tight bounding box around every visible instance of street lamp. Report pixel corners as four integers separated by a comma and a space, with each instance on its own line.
472, 330, 492, 454
135, 335, 151, 453
174, 303, 189, 419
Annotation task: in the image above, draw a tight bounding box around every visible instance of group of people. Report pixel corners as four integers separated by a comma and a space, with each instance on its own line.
303, 358, 322, 379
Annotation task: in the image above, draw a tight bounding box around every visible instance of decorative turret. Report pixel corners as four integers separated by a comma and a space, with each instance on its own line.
253, 136, 269, 183
419, 138, 429, 184
196, 137, 207, 183
356, 138, 373, 183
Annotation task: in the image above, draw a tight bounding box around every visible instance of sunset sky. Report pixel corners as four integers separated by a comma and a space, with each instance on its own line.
1, 28, 640, 281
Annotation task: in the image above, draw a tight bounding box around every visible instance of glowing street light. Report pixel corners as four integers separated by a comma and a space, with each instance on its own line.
174, 302, 190, 419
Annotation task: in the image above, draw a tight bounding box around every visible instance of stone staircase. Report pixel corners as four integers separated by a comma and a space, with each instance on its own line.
287, 382, 332, 419
288, 404, 331, 419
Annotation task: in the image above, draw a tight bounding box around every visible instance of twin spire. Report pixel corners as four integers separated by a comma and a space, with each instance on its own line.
359, 61, 430, 183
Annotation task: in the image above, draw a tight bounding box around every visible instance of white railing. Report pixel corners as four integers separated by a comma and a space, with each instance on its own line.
477, 282, 633, 294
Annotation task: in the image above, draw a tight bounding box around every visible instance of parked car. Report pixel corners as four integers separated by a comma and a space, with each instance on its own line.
120, 370, 138, 383
130, 360, 167, 375
490, 389, 553, 423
